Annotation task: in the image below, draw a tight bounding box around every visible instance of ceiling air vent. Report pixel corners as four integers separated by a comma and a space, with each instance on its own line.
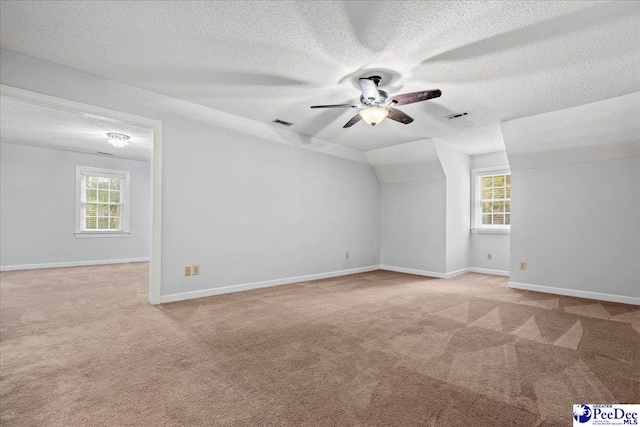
272, 119, 293, 127
445, 112, 469, 120
97, 151, 114, 156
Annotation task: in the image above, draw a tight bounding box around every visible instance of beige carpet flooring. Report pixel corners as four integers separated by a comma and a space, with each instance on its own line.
1, 263, 639, 426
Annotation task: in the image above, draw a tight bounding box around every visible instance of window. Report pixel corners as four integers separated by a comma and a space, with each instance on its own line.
75, 166, 130, 238
472, 166, 511, 234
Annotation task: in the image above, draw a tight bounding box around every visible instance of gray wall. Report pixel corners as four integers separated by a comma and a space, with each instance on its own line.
470, 234, 510, 273
380, 180, 446, 273
162, 118, 381, 295
1, 143, 151, 266
378, 141, 473, 276
470, 151, 511, 273
510, 156, 640, 298
435, 142, 471, 273
0, 50, 381, 297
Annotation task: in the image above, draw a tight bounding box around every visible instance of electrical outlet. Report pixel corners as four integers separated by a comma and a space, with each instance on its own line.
519, 262, 527, 271
487, 253, 492, 260
345, 252, 349, 259
193, 265, 200, 276
185, 266, 192, 276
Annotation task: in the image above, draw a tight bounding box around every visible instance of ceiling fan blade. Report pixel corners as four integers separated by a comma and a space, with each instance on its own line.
343, 113, 362, 128
358, 78, 380, 102
390, 89, 441, 106
310, 103, 361, 109
386, 107, 414, 124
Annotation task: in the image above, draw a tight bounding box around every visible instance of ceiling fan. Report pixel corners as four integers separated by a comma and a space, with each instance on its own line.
310, 76, 441, 128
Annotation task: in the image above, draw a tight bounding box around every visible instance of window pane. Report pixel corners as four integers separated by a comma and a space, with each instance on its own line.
86, 217, 97, 229
78, 169, 127, 233
475, 172, 511, 229
86, 203, 97, 216
97, 177, 110, 189
86, 189, 97, 202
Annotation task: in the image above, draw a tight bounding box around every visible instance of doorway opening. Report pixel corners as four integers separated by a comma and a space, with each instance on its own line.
0, 85, 163, 304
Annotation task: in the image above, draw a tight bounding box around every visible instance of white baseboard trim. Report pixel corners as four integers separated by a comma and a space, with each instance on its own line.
159, 265, 381, 303
380, 265, 474, 279
470, 268, 510, 277
380, 265, 446, 279
0, 257, 150, 271
444, 268, 471, 279
509, 281, 640, 306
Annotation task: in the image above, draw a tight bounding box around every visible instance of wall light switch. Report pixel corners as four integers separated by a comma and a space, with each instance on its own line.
185, 266, 192, 276
193, 265, 200, 276
519, 262, 527, 271
345, 252, 349, 259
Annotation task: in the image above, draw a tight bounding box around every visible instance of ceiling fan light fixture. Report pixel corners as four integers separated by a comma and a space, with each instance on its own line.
310, 76, 440, 128
107, 132, 130, 148
359, 107, 388, 126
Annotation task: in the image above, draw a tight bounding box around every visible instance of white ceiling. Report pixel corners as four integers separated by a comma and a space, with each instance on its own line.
366, 140, 444, 183
502, 92, 640, 170
1, 1, 638, 155
0, 98, 153, 161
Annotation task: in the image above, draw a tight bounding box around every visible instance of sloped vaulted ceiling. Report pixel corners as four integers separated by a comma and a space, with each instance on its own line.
0, 98, 153, 161
1, 1, 639, 155
366, 140, 444, 184
502, 92, 640, 170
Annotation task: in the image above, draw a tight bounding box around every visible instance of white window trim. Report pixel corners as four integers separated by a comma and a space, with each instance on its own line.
471, 165, 511, 235
471, 227, 510, 235
75, 166, 131, 238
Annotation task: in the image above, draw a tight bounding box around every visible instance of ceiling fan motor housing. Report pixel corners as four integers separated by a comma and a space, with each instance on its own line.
361, 90, 389, 106
368, 76, 382, 86
309, 75, 441, 128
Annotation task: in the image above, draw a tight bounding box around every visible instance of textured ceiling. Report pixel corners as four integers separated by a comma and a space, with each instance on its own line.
366, 140, 444, 183
1, 1, 639, 155
502, 92, 640, 170
0, 98, 153, 161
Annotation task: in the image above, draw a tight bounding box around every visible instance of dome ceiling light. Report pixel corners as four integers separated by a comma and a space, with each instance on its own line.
106, 132, 130, 148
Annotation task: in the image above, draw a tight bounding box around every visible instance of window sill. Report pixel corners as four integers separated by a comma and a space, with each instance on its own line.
74, 232, 131, 239
471, 228, 510, 235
